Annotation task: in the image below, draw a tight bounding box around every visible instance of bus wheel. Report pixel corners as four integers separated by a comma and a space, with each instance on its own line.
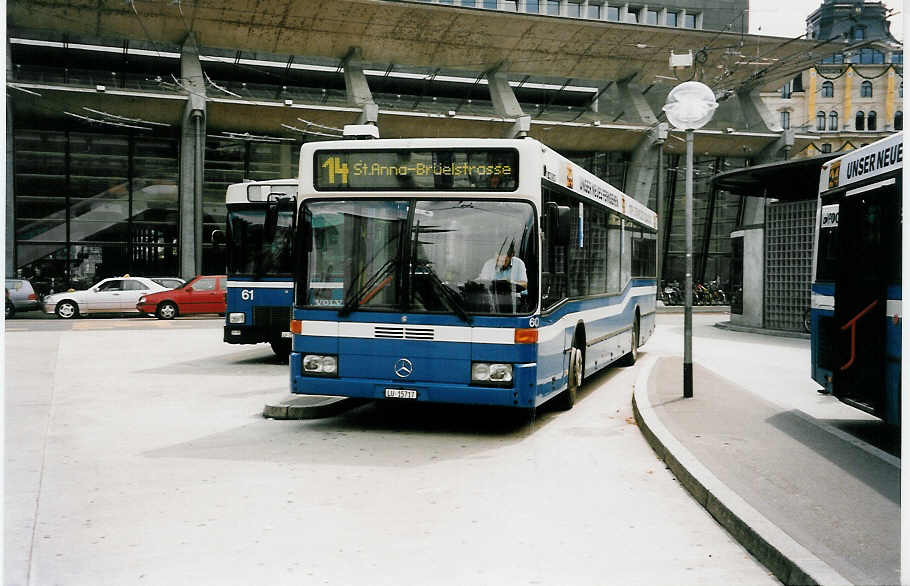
619, 318, 639, 366
556, 346, 583, 410
270, 338, 291, 360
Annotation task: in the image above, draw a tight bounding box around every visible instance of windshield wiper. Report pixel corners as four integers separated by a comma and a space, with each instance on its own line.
338, 257, 397, 317
417, 263, 473, 324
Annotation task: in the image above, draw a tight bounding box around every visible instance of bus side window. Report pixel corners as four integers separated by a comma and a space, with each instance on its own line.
542, 189, 568, 309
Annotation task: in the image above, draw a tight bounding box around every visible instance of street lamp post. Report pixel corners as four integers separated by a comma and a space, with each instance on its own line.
662, 82, 717, 399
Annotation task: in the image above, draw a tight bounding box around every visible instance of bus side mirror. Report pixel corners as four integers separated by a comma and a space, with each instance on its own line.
265, 196, 296, 241
545, 203, 572, 247
211, 229, 226, 245
264, 202, 281, 242
302, 209, 313, 253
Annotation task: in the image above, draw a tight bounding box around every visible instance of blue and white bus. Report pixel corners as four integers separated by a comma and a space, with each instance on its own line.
222, 179, 297, 358
288, 137, 657, 411
810, 132, 902, 425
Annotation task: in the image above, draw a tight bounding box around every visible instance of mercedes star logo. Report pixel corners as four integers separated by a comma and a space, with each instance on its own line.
394, 358, 413, 378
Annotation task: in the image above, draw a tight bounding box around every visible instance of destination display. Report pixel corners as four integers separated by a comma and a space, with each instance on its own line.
314, 149, 519, 191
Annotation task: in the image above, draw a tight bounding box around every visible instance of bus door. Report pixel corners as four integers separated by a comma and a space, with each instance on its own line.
832, 186, 893, 413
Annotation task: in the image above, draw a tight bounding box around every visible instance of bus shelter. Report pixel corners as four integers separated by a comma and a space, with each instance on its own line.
711, 154, 838, 333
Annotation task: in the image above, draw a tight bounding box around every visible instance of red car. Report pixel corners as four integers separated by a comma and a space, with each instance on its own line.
137, 275, 227, 320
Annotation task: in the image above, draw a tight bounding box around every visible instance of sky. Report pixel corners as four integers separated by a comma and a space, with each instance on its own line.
747, 0, 904, 42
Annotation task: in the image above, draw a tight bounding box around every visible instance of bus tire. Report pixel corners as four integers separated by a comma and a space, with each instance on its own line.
270, 338, 291, 360
5, 302, 14, 319
619, 316, 640, 367
156, 301, 178, 320
556, 346, 584, 410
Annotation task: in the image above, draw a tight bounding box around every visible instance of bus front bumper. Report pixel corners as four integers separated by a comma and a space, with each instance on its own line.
290, 355, 538, 408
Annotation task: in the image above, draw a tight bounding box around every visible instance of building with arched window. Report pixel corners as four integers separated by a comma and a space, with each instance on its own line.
761, 0, 901, 157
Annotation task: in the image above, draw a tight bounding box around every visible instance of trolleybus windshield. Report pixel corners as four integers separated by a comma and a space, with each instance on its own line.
303, 199, 537, 316
226, 208, 295, 277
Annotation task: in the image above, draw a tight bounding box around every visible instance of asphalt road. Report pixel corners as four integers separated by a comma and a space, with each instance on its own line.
5, 314, 780, 586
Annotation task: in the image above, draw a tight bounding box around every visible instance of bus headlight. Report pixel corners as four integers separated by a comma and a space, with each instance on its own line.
229, 312, 246, 324
471, 362, 513, 386
303, 354, 338, 376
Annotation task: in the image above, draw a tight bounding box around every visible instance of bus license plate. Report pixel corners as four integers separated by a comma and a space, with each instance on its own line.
385, 388, 417, 399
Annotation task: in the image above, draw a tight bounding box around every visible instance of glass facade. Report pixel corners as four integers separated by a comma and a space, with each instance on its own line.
12, 129, 300, 294
13, 130, 179, 294
660, 155, 749, 292
202, 139, 300, 274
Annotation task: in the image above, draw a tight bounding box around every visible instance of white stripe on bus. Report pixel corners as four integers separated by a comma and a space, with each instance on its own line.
810, 296, 902, 318
811, 293, 835, 311
537, 285, 657, 344
294, 285, 656, 345
227, 281, 293, 289
296, 320, 514, 344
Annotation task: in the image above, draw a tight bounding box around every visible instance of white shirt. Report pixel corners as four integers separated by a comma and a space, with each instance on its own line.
479, 256, 528, 284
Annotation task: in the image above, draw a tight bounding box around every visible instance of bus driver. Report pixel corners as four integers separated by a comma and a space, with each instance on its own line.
478, 241, 528, 291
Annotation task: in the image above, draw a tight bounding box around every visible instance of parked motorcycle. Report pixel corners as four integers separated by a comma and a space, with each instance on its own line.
707, 280, 726, 305
662, 280, 681, 305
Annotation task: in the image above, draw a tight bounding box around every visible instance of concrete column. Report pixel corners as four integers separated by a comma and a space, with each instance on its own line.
735, 89, 776, 132
730, 197, 766, 328
7, 43, 15, 277
342, 47, 378, 126
626, 122, 667, 205
280, 144, 294, 178
616, 81, 658, 125
486, 64, 530, 138
179, 33, 206, 280
755, 129, 794, 163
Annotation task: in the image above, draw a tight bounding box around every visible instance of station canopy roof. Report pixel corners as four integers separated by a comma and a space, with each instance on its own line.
8, 0, 834, 94
711, 153, 839, 199
8, 0, 845, 157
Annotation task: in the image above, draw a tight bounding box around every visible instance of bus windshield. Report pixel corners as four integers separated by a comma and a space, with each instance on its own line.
226, 207, 295, 277
304, 199, 538, 316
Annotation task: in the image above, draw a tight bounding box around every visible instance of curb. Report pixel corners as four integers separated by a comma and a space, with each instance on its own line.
713, 321, 810, 340
657, 304, 730, 314
263, 395, 368, 420
631, 356, 852, 586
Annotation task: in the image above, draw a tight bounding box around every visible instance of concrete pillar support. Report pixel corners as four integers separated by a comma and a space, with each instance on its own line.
7, 42, 15, 277
487, 66, 523, 118
626, 122, 667, 204
342, 48, 378, 125
179, 33, 207, 280
755, 129, 795, 163
616, 81, 658, 125
736, 89, 776, 132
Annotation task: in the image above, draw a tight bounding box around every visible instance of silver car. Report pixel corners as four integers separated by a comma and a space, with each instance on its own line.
42, 276, 168, 319
5, 279, 40, 318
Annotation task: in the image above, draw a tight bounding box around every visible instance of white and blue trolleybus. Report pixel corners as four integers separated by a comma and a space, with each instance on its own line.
288, 137, 657, 411
811, 132, 902, 425
222, 179, 298, 358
